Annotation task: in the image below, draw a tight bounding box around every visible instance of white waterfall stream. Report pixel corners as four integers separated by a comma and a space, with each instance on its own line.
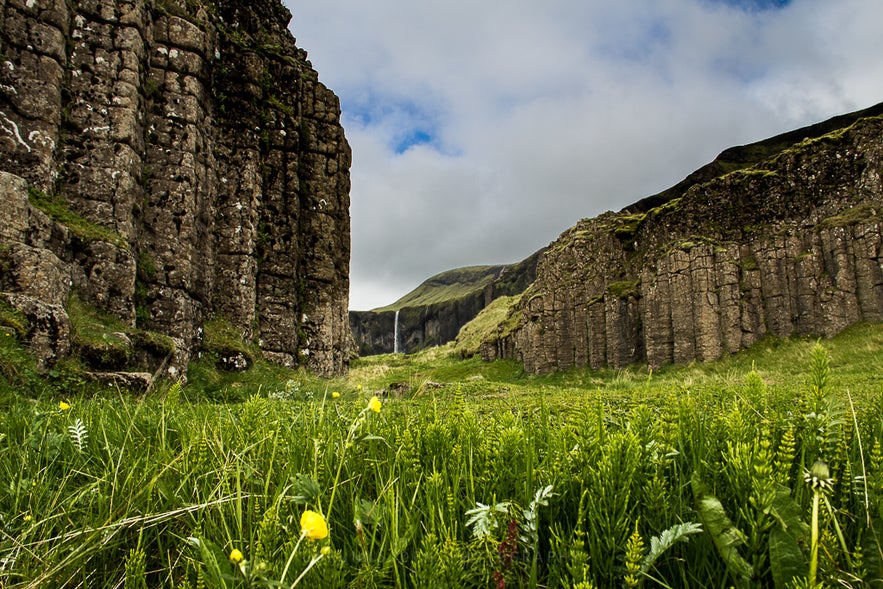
393, 310, 400, 354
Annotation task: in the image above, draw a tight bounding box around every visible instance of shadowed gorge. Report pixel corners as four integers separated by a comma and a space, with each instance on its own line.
349, 251, 542, 355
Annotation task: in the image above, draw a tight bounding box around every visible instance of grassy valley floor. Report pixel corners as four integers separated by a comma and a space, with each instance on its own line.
1, 323, 882, 587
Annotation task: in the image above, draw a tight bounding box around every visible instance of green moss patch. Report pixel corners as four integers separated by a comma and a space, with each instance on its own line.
68, 295, 177, 371
612, 213, 647, 241
28, 187, 128, 249
201, 316, 257, 368
0, 298, 29, 339
818, 202, 882, 229
607, 280, 641, 299
68, 295, 132, 369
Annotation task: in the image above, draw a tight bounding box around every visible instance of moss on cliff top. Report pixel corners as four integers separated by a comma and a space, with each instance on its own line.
818, 202, 882, 229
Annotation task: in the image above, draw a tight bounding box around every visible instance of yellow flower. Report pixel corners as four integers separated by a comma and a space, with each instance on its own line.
58, 401, 71, 411
321, 546, 331, 556
300, 510, 329, 541
356, 384, 363, 391
368, 396, 382, 413
23, 514, 32, 522
229, 548, 244, 564
331, 391, 340, 398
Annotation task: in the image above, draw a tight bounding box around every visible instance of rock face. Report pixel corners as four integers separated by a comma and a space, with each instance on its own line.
488, 105, 883, 373
0, 0, 351, 375
350, 252, 542, 355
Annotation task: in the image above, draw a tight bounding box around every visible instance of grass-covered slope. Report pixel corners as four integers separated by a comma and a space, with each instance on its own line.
372, 265, 506, 311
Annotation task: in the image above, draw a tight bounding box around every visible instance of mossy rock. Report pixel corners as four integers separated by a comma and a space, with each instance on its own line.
818, 202, 881, 229
201, 316, 256, 371
612, 213, 647, 242
130, 330, 177, 358
0, 298, 29, 338
28, 187, 128, 249
607, 280, 641, 299
68, 295, 133, 370
74, 334, 132, 370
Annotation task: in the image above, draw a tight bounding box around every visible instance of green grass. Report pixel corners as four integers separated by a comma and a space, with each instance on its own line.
372, 265, 504, 311
1, 324, 882, 587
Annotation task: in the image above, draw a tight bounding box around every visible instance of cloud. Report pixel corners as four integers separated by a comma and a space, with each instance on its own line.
285, 0, 883, 310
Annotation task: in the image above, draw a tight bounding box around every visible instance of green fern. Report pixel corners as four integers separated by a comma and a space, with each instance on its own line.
640, 521, 703, 574
68, 418, 88, 453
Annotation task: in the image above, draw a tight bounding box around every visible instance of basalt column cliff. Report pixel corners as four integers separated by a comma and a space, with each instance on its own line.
481, 105, 883, 373
0, 0, 352, 375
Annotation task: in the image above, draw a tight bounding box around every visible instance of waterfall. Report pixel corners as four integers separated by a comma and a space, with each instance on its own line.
393, 310, 400, 354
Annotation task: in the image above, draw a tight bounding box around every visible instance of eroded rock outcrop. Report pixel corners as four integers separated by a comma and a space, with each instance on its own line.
0, 0, 351, 375
487, 106, 883, 373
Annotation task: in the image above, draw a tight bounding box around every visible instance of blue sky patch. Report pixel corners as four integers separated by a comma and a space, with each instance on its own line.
394, 128, 434, 154
342, 90, 445, 154
711, 0, 792, 10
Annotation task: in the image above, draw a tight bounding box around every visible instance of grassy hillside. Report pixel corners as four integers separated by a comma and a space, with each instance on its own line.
372, 265, 505, 311
1, 321, 882, 587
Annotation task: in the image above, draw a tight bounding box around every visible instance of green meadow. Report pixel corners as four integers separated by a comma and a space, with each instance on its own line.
1, 323, 882, 588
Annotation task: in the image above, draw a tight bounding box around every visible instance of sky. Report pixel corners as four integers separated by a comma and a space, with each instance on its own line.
282, 0, 883, 311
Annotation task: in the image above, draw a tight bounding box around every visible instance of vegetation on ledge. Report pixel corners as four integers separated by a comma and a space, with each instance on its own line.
27, 187, 128, 250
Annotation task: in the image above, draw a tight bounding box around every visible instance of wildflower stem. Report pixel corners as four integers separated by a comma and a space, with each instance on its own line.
809, 490, 820, 588
325, 406, 370, 525
288, 552, 325, 588
821, 493, 852, 568
847, 390, 871, 526
279, 532, 306, 585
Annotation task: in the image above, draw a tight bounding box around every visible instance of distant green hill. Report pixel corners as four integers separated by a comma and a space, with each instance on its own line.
373, 265, 506, 312
350, 252, 543, 356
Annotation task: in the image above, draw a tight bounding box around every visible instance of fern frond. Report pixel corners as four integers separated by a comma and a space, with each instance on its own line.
640, 521, 703, 574
68, 418, 89, 453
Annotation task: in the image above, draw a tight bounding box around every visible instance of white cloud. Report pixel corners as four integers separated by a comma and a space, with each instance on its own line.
285, 0, 883, 310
